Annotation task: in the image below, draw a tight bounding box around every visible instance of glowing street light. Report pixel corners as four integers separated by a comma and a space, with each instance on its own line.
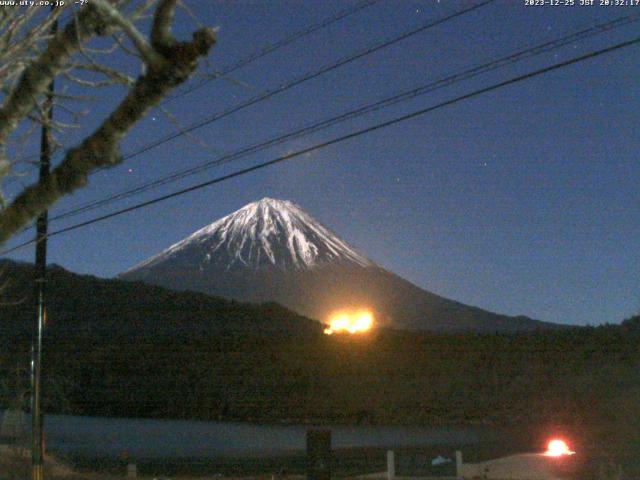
544, 439, 575, 457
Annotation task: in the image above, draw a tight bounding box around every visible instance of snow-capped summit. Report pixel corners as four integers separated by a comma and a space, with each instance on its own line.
126, 198, 372, 274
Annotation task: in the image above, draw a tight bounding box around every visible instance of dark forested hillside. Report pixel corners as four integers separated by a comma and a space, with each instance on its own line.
0, 259, 323, 342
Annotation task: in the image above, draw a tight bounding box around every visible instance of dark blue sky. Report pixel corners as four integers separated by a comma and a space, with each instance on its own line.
4, 0, 640, 326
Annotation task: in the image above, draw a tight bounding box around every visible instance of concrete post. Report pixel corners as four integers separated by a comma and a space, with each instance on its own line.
307, 429, 331, 480
386, 450, 395, 480
455, 450, 463, 478
126, 462, 137, 478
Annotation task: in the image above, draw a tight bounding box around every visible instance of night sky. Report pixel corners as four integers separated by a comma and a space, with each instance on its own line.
3, 0, 639, 326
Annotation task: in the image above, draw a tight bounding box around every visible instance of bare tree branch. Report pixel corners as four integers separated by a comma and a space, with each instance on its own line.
0, 3, 216, 244
0, 5, 113, 153
151, 0, 178, 51
91, 0, 162, 66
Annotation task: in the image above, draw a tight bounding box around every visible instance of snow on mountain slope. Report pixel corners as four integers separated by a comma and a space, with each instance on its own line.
121, 198, 558, 332
125, 198, 372, 274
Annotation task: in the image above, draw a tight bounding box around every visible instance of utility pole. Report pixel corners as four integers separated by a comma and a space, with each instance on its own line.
31, 10, 57, 480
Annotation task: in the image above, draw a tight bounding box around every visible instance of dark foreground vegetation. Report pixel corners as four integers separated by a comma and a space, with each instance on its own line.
1, 260, 639, 477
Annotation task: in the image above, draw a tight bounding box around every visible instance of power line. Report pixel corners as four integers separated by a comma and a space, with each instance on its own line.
51, 0, 495, 218
163, 0, 383, 105
16, 0, 382, 168
117, 0, 496, 162
9, 0, 493, 229
2, 34, 638, 257
49, 12, 640, 223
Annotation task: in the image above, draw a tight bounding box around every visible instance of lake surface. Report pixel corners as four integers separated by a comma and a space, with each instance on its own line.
1, 410, 489, 458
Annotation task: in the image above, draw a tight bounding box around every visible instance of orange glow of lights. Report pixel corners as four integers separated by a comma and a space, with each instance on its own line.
545, 439, 575, 457
323, 310, 374, 335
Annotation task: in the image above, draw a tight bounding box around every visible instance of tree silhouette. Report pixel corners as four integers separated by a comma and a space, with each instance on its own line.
0, 1, 216, 245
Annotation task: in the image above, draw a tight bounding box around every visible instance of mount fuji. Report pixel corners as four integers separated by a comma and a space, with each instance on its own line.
120, 198, 555, 332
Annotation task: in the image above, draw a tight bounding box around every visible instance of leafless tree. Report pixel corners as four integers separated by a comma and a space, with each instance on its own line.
0, 0, 216, 245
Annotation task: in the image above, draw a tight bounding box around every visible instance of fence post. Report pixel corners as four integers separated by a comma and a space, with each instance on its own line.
386, 450, 395, 480
307, 429, 331, 480
455, 450, 463, 478
126, 461, 137, 478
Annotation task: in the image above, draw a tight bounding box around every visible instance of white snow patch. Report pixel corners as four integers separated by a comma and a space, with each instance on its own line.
124, 198, 373, 274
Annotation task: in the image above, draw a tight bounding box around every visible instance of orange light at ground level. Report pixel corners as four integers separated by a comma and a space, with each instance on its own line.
545, 439, 575, 457
324, 310, 374, 335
